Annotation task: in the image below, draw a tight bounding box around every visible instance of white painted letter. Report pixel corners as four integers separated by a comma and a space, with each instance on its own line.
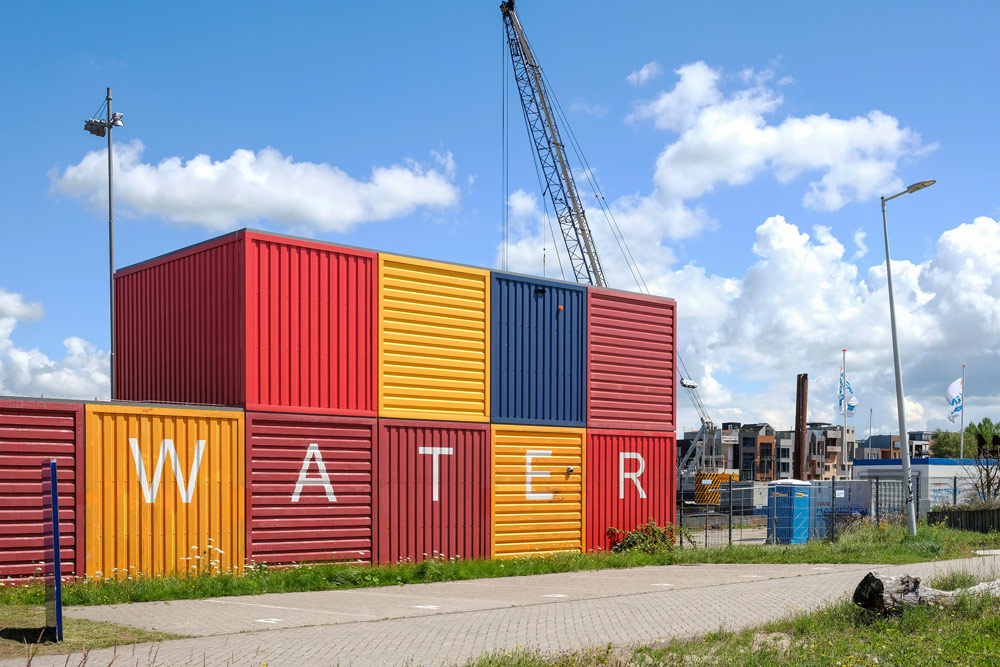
619, 452, 647, 499
128, 438, 206, 503
418, 446, 454, 502
525, 450, 553, 500
292, 443, 337, 503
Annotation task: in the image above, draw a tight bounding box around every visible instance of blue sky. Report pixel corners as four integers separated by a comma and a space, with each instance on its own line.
2, 1, 998, 436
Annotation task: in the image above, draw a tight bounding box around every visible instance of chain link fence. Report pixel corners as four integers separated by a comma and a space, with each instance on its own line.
674, 474, 980, 548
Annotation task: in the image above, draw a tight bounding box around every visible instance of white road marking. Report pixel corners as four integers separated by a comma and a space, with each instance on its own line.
741, 575, 764, 578
812, 567, 832, 570
204, 599, 368, 618
255, 618, 281, 624
651, 583, 674, 587
543, 594, 568, 598
413, 605, 440, 610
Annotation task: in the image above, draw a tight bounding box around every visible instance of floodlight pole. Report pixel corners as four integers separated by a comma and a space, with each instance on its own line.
106, 87, 115, 400
880, 179, 935, 538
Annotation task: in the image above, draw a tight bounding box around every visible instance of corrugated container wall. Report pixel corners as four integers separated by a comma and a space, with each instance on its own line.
85, 404, 244, 578
491, 273, 586, 426
491, 425, 585, 558
379, 255, 490, 422
0, 399, 84, 578
116, 234, 243, 406
374, 420, 489, 564
115, 230, 376, 416
587, 288, 675, 431
245, 233, 376, 416
586, 430, 675, 552
247, 412, 374, 564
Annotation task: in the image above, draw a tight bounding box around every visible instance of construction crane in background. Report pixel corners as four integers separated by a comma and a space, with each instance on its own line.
500, 0, 718, 472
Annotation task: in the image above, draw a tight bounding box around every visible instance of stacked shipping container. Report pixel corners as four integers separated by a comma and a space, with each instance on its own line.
0, 228, 677, 579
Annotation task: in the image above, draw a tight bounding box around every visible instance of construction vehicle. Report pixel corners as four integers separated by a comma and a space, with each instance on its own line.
500, 0, 718, 475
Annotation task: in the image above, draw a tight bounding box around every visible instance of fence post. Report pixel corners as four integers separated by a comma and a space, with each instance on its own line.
677, 472, 684, 547
875, 477, 880, 527
831, 479, 837, 542
954, 476, 958, 506
728, 479, 733, 546
915, 474, 921, 521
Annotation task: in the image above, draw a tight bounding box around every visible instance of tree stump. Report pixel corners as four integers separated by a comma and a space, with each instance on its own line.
853, 571, 1000, 614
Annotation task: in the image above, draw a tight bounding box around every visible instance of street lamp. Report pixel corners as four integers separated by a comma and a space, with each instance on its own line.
881, 178, 936, 537
83, 88, 123, 400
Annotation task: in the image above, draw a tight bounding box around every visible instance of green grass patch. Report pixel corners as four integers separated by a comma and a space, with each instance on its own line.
0, 605, 181, 661
3, 520, 998, 608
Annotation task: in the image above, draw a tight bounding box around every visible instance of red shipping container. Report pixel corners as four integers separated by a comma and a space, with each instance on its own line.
587, 288, 675, 431
586, 430, 676, 553
0, 398, 84, 578
247, 412, 374, 564
116, 229, 376, 416
374, 419, 489, 564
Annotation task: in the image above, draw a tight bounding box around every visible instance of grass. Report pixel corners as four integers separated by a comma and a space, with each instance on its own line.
0, 605, 181, 661
466, 572, 1000, 666
3, 520, 999, 608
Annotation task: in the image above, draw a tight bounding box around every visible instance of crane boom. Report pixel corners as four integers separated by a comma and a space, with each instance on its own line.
501, 0, 606, 287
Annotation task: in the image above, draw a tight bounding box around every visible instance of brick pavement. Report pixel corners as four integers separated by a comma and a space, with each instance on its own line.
5, 555, 998, 667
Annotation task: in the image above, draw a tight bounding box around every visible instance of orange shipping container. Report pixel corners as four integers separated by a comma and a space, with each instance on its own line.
84, 404, 244, 578
491, 424, 585, 558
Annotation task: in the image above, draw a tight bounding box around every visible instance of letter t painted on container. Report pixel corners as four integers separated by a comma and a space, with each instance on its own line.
292, 443, 337, 503
525, 450, 553, 500
620, 452, 647, 499
418, 446, 454, 502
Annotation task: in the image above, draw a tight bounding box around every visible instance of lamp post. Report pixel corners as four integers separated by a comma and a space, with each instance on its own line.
83, 88, 124, 400
881, 179, 935, 537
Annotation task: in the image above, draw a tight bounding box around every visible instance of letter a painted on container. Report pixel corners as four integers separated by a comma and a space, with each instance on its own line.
128, 438, 206, 503
418, 446, 454, 502
525, 450, 553, 500
619, 452, 646, 499
292, 443, 337, 503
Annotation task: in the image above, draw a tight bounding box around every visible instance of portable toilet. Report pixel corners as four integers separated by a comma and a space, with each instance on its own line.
767, 480, 810, 544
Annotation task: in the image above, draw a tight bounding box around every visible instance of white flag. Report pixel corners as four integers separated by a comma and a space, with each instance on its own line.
839, 366, 859, 417
946, 377, 963, 424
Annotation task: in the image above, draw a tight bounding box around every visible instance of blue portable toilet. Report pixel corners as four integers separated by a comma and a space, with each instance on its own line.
767, 480, 811, 544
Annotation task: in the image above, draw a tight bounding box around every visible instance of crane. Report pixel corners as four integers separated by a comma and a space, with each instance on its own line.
500, 0, 718, 473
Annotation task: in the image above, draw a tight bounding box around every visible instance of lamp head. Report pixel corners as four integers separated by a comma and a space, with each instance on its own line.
906, 179, 936, 194
111, 112, 124, 127
84, 119, 107, 137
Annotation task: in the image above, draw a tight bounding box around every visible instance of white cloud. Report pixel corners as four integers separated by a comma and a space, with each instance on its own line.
852, 228, 869, 260
52, 140, 460, 232
0, 288, 109, 400
569, 99, 608, 117
626, 61, 663, 86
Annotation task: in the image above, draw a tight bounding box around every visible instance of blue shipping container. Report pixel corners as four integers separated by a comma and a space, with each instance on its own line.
767, 482, 810, 544
491, 272, 586, 426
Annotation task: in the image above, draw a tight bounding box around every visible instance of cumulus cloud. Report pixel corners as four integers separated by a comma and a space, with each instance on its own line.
853, 228, 869, 260
52, 141, 460, 232
569, 99, 608, 117
626, 61, 663, 86
621, 61, 933, 240
0, 288, 109, 400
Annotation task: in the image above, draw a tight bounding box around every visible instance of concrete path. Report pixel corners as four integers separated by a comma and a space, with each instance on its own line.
6, 556, 999, 667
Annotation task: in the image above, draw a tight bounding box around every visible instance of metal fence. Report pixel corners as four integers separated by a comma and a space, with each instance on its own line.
674, 475, 978, 548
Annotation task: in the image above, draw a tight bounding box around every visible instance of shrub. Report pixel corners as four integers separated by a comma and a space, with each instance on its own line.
607, 519, 678, 554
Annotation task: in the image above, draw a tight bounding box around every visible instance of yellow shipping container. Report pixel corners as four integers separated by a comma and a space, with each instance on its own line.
491, 424, 585, 558
84, 403, 245, 578
379, 254, 490, 422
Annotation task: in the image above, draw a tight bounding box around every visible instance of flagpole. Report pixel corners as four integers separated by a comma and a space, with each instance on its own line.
960, 364, 966, 459
843, 349, 848, 477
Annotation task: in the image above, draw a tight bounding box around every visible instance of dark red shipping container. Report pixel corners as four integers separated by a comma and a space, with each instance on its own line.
115, 229, 377, 416
587, 288, 675, 431
585, 430, 675, 553
374, 419, 489, 564
0, 398, 84, 578
246, 412, 375, 564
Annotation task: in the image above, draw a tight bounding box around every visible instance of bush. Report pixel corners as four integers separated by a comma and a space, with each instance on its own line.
607, 519, 678, 554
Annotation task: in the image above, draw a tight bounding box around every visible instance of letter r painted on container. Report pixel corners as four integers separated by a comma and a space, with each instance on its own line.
292, 443, 337, 503
619, 452, 646, 499
418, 446, 454, 502
525, 450, 553, 500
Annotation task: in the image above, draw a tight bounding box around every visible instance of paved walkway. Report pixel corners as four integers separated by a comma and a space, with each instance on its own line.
6, 556, 999, 666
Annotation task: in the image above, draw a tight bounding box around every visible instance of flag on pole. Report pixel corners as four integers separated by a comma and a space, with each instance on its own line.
839, 366, 859, 417
946, 377, 963, 424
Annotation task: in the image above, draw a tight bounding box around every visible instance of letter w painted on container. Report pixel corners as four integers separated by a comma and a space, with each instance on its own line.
128, 438, 206, 503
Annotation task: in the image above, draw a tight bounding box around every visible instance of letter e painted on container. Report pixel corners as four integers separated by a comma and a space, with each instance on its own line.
619, 452, 646, 499
525, 450, 553, 500
418, 446, 454, 502
292, 443, 337, 503
128, 438, 206, 504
